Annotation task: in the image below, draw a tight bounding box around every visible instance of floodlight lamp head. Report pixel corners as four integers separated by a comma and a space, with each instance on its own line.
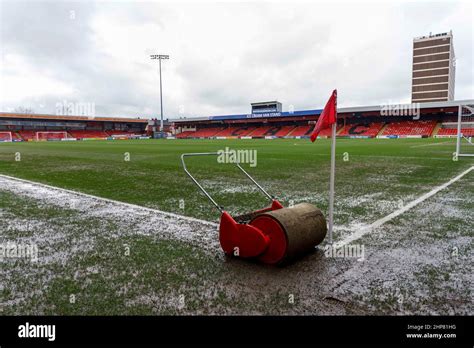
150, 54, 169, 60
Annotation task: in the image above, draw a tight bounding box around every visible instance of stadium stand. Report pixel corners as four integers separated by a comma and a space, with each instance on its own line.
18, 131, 37, 140
265, 126, 285, 136
177, 125, 304, 138
317, 125, 344, 137
274, 126, 296, 137
339, 123, 384, 137
214, 127, 234, 137
380, 120, 437, 137
0, 112, 148, 141
289, 125, 313, 136
68, 130, 109, 139
172, 121, 474, 139
190, 128, 223, 138
36, 132, 69, 140
437, 127, 474, 136
247, 126, 274, 137
106, 130, 138, 136
175, 130, 196, 138
237, 127, 257, 136
174, 121, 442, 139
215, 126, 256, 137
2, 100, 471, 141
171, 100, 474, 140
0, 132, 24, 141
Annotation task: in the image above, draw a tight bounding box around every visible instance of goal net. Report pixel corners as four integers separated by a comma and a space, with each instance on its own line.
36, 131, 68, 141
0, 132, 13, 142
455, 105, 474, 158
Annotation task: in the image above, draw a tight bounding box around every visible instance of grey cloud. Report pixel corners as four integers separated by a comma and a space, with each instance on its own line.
1, 1, 96, 65
0, 1, 472, 119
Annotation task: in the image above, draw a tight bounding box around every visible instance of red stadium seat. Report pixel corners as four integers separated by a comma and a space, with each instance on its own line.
274, 126, 296, 137
176, 131, 196, 138
246, 126, 273, 137
192, 128, 223, 137
69, 130, 109, 139
338, 123, 384, 137
437, 128, 474, 136
289, 126, 313, 136
381, 121, 437, 137
176, 128, 223, 138
18, 131, 36, 140
215, 127, 251, 137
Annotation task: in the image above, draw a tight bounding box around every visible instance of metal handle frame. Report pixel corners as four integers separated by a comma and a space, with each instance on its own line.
181, 152, 273, 213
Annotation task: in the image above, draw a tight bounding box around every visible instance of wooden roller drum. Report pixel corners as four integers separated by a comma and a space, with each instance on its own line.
250, 203, 327, 265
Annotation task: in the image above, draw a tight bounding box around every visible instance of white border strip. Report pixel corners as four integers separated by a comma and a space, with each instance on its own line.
335, 166, 474, 248
0, 174, 218, 227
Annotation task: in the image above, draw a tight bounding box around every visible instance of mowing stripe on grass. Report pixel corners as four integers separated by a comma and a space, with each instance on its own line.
335, 165, 474, 248
309, 153, 453, 161
0, 173, 217, 227
410, 141, 454, 148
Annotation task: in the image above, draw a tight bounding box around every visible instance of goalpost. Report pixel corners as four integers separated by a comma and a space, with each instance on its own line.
35, 131, 68, 141
455, 104, 474, 158
0, 131, 13, 142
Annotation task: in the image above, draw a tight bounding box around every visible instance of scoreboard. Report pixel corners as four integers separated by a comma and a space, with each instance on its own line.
251, 101, 282, 114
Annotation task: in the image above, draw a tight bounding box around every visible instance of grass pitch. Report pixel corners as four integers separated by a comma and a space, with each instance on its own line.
0, 138, 469, 223
0, 138, 472, 315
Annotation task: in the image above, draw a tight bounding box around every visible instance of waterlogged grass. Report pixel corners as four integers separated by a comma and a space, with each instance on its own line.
0, 189, 319, 315
0, 190, 224, 315
0, 138, 472, 315
37, 236, 224, 315
0, 138, 470, 226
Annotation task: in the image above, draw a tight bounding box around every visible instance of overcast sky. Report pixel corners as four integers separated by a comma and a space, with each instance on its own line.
0, 0, 473, 119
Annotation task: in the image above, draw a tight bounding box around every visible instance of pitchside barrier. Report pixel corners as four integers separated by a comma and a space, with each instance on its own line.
377, 135, 398, 139
173, 135, 316, 140
348, 135, 371, 139
110, 134, 129, 140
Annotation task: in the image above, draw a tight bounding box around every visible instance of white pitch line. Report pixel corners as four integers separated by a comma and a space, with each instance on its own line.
335, 165, 474, 248
0, 173, 218, 227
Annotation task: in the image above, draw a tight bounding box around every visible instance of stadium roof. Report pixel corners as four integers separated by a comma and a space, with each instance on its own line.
0, 112, 148, 123
171, 99, 474, 123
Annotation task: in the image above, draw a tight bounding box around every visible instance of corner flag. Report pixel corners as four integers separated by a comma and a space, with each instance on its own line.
310, 89, 338, 244
310, 89, 337, 142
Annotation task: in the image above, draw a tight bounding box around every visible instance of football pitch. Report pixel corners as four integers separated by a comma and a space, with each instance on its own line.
0, 138, 472, 315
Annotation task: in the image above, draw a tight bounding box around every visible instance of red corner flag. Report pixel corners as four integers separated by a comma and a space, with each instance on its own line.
310, 89, 337, 142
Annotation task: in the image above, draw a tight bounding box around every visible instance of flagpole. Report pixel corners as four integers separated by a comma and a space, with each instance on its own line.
328, 120, 337, 244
